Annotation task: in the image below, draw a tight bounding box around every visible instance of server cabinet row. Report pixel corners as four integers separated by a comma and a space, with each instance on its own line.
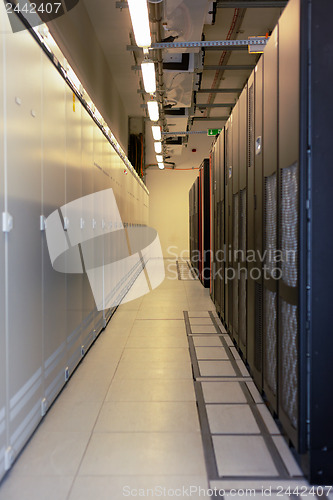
189, 159, 210, 287
0, 5, 148, 481
189, 0, 333, 484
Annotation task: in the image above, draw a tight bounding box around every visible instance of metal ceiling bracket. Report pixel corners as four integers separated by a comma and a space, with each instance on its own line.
196, 103, 233, 108
192, 117, 229, 121
117, 0, 287, 8
216, 0, 287, 7
150, 38, 268, 49
162, 131, 208, 135
197, 88, 242, 93
127, 37, 268, 51
203, 64, 255, 70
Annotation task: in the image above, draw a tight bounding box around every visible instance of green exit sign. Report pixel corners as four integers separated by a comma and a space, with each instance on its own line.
207, 128, 222, 136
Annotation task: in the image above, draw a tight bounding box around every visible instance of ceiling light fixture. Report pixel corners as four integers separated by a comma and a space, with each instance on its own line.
147, 101, 159, 122
156, 154, 163, 163
127, 0, 151, 48
141, 59, 156, 94
152, 125, 162, 141
154, 141, 162, 154
158, 162, 165, 170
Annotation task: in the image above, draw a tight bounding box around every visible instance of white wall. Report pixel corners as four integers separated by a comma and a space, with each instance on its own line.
146, 169, 199, 259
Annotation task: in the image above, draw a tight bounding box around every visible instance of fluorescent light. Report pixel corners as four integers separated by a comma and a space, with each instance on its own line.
156, 155, 163, 163
154, 142, 162, 154
141, 60, 156, 94
66, 66, 81, 92
127, 0, 151, 48
158, 162, 165, 170
147, 101, 159, 122
152, 125, 161, 141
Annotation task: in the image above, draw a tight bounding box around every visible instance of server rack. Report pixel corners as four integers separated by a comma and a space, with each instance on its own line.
189, 0, 333, 482
210, 146, 217, 306
253, 57, 264, 391
246, 70, 256, 384
218, 131, 226, 320
215, 132, 226, 318
277, 0, 302, 451
199, 159, 210, 288
225, 119, 232, 327
263, 25, 279, 414
238, 87, 248, 356
231, 102, 240, 344
189, 178, 199, 277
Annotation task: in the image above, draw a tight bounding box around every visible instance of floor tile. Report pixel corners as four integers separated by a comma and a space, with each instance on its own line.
229, 346, 241, 360
201, 382, 247, 404
105, 378, 196, 402
114, 359, 193, 380
126, 334, 188, 348
94, 401, 200, 433
130, 320, 185, 336
236, 359, 250, 377
136, 310, 185, 320
212, 435, 279, 477
13, 430, 90, 476
206, 404, 261, 434
195, 346, 229, 360
39, 400, 101, 433
79, 432, 206, 476
120, 347, 191, 365
198, 361, 236, 377
191, 325, 218, 334
188, 311, 211, 318
69, 475, 209, 500
0, 475, 73, 500
193, 336, 222, 347
189, 318, 213, 325
222, 334, 234, 347
272, 436, 303, 476
246, 381, 263, 404
257, 404, 281, 435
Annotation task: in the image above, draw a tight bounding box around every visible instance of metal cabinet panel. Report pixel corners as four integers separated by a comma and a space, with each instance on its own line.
5, 28, 43, 459
224, 119, 232, 327
252, 57, 264, 390
93, 127, 107, 329
246, 71, 256, 382
210, 148, 216, 304
81, 105, 97, 347
263, 26, 279, 413
0, 23, 6, 479
64, 88, 83, 375
231, 102, 240, 343
218, 131, 225, 318
41, 53, 67, 407
238, 87, 248, 356
278, 0, 300, 450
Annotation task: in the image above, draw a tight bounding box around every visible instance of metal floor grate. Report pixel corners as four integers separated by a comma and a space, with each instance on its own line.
176, 260, 199, 280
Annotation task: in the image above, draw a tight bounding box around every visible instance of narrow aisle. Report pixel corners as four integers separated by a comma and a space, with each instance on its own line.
0, 260, 309, 500
0, 260, 208, 500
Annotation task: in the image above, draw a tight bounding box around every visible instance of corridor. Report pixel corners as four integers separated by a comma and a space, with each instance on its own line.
0, 261, 310, 500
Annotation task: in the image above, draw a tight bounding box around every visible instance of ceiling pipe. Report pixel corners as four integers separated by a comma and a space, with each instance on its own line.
148, 0, 168, 135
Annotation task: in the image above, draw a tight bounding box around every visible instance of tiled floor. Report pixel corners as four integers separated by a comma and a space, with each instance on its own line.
0, 260, 309, 499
